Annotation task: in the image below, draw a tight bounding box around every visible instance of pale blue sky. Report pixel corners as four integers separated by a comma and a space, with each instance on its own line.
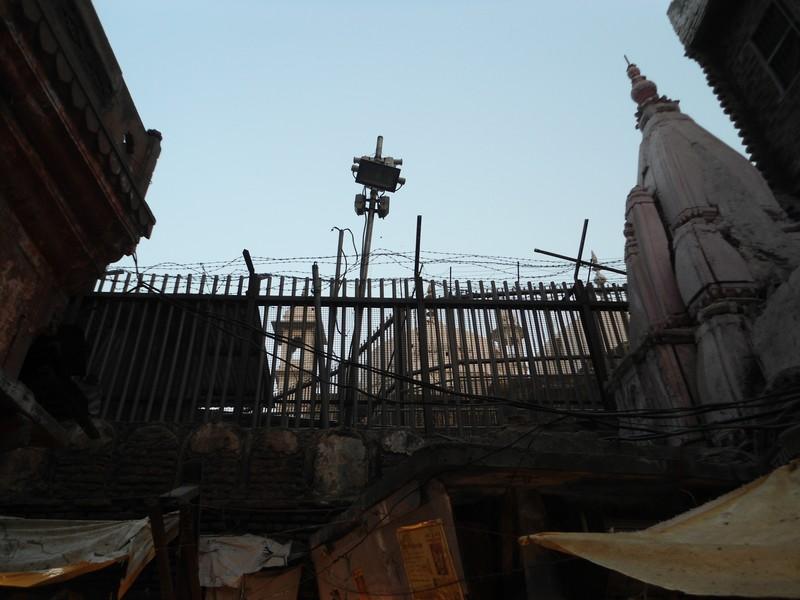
97, 1, 746, 283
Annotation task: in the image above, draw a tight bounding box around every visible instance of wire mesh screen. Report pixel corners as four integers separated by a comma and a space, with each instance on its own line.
79, 273, 629, 434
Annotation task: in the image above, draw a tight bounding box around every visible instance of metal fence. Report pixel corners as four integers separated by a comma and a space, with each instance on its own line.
78, 272, 629, 435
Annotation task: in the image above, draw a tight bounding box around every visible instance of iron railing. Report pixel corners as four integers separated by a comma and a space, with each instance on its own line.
77, 273, 629, 435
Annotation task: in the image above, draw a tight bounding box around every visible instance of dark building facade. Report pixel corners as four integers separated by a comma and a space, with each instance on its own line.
0, 0, 160, 379
669, 0, 800, 216
0, 0, 160, 445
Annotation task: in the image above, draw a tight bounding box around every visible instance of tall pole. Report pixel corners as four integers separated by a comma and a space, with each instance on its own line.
345, 189, 378, 426
573, 218, 589, 282
414, 215, 433, 434
344, 135, 403, 427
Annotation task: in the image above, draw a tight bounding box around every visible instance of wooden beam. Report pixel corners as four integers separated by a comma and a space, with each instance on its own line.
147, 500, 176, 600
516, 489, 567, 599
177, 503, 201, 600
0, 368, 68, 446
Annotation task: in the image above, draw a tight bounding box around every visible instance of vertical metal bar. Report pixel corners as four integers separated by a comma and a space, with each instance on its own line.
541, 283, 568, 405
95, 296, 124, 382
202, 279, 226, 422
569, 288, 598, 408
551, 283, 591, 407
219, 277, 237, 417
115, 275, 155, 421
574, 218, 589, 282
574, 280, 612, 409
461, 281, 481, 428
392, 279, 403, 427
415, 214, 427, 431
403, 278, 418, 430
503, 282, 526, 381
172, 276, 202, 422
454, 281, 476, 429
280, 278, 298, 428
267, 276, 286, 427
378, 279, 388, 426
568, 289, 598, 408
234, 273, 260, 423
336, 279, 348, 425
429, 283, 450, 431
160, 280, 187, 422
144, 275, 177, 420
527, 283, 551, 406
491, 281, 513, 389
415, 279, 433, 436
293, 280, 310, 428
443, 282, 464, 437
313, 265, 329, 428
600, 285, 626, 355
554, 283, 583, 404
325, 230, 345, 406
86, 272, 121, 370
479, 281, 503, 427
129, 275, 166, 420
250, 305, 268, 427
252, 275, 273, 427
101, 290, 136, 419
478, 281, 502, 426
516, 283, 541, 404
365, 280, 374, 426
323, 277, 338, 426
185, 277, 214, 423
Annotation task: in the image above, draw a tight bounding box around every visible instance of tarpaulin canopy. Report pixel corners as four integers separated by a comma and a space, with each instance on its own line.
0, 512, 178, 597
520, 460, 800, 598
199, 534, 292, 589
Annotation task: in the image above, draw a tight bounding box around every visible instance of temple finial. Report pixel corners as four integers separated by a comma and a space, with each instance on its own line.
626, 60, 659, 108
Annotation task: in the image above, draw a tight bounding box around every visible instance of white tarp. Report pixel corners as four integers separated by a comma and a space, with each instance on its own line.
0, 512, 178, 596
520, 460, 800, 598
199, 534, 292, 589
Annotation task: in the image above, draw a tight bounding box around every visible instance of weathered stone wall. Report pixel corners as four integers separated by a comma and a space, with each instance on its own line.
0, 421, 425, 532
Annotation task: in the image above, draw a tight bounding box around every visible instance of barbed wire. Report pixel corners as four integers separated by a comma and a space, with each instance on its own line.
110, 249, 627, 290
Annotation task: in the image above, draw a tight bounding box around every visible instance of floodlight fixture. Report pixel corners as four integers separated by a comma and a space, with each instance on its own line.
354, 158, 401, 193
377, 197, 390, 219
354, 193, 366, 215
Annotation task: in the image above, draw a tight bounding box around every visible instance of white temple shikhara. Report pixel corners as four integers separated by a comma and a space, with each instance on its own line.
613, 62, 800, 443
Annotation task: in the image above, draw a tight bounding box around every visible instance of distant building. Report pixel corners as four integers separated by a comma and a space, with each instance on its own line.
272, 306, 324, 394
669, 0, 800, 217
